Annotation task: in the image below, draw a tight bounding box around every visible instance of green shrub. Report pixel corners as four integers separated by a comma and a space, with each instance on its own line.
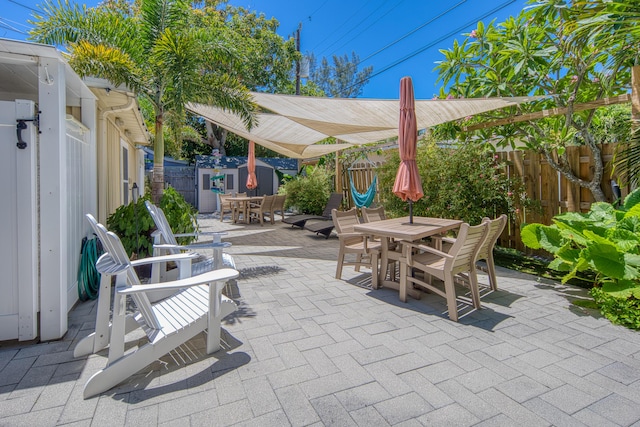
106, 187, 197, 258
377, 139, 534, 225
521, 188, 640, 328
280, 165, 334, 215
590, 287, 640, 329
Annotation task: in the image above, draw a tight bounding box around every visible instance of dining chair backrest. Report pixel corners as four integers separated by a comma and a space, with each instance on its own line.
447, 222, 490, 275
361, 206, 386, 223
272, 194, 286, 212
331, 208, 360, 234
476, 214, 507, 261
262, 194, 276, 208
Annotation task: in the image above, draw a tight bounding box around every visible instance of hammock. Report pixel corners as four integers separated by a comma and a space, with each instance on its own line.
349, 170, 377, 208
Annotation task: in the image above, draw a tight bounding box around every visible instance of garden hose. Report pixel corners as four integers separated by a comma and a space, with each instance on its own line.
77, 235, 103, 301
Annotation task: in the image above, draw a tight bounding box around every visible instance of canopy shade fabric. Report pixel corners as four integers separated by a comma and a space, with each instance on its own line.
188, 92, 541, 159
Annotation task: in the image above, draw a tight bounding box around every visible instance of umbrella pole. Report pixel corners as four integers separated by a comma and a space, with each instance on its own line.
409, 200, 413, 224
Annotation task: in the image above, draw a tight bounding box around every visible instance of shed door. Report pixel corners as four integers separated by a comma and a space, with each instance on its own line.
0, 100, 38, 341
238, 165, 274, 196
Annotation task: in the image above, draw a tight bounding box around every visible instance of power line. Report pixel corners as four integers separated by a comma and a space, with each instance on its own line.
326, 0, 407, 58
307, 0, 330, 22
0, 18, 29, 36
317, 0, 392, 57
310, 0, 370, 53
358, 0, 467, 65
8, 0, 39, 13
347, 0, 516, 93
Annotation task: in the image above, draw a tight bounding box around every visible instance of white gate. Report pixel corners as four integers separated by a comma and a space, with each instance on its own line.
0, 100, 38, 341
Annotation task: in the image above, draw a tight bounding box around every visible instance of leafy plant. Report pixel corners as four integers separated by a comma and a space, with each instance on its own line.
280, 165, 334, 215
106, 187, 197, 258
521, 188, 640, 328
377, 139, 535, 225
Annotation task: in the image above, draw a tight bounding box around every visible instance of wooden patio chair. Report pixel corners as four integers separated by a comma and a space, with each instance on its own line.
332, 208, 381, 288
231, 192, 247, 223
361, 206, 400, 282
399, 222, 489, 321
433, 215, 507, 291
270, 194, 287, 224
76, 215, 239, 398
218, 193, 236, 222
248, 194, 276, 226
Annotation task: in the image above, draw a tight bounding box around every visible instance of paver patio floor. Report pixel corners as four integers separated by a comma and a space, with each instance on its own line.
2, 214, 640, 426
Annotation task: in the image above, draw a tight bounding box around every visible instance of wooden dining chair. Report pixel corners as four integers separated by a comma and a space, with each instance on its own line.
361, 206, 400, 282
433, 215, 507, 291
249, 195, 275, 226
231, 192, 247, 223
332, 208, 381, 288
399, 221, 489, 321
270, 194, 287, 224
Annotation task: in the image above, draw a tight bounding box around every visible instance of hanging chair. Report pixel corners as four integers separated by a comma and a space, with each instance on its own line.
348, 157, 378, 208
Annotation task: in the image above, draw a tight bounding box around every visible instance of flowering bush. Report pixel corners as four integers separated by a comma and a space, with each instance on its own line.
377, 139, 536, 225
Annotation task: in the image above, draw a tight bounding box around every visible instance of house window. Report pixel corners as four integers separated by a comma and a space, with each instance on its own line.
203, 174, 210, 190
226, 174, 234, 190
121, 142, 129, 204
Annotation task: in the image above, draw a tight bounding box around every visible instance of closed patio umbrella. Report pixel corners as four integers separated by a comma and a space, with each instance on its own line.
246, 140, 258, 191
393, 76, 423, 224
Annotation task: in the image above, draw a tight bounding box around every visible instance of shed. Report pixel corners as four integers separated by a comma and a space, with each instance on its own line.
196, 155, 298, 213
0, 38, 148, 342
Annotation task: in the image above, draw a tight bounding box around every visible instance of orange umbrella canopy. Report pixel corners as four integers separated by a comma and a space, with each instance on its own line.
246, 140, 258, 190
393, 77, 424, 209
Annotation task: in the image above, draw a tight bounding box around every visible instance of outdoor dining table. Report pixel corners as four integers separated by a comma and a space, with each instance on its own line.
227, 196, 264, 224
353, 216, 462, 298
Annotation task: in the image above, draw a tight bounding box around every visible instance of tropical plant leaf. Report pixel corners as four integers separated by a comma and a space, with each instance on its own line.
585, 243, 625, 279
549, 257, 572, 271
623, 188, 640, 211
601, 279, 640, 299
521, 223, 564, 252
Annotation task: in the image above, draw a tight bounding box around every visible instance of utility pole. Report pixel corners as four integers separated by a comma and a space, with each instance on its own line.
295, 22, 301, 95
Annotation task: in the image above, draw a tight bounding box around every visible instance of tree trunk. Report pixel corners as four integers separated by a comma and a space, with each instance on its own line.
632, 66, 640, 128
152, 110, 164, 204
206, 122, 227, 155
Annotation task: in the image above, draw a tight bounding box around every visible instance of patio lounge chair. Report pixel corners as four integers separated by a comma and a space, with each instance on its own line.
75, 215, 239, 398
304, 219, 336, 239
399, 221, 489, 321
283, 192, 343, 229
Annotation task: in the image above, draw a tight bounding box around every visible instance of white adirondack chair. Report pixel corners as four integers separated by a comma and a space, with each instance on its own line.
145, 201, 236, 282
76, 215, 239, 398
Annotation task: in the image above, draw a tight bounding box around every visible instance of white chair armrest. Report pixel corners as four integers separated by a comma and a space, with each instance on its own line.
130, 252, 197, 267
153, 241, 231, 251
118, 268, 239, 295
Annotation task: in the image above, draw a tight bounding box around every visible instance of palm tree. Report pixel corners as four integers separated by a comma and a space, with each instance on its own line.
30, 0, 255, 202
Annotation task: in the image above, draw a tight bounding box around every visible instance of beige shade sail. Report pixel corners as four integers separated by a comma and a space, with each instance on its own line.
188, 92, 541, 159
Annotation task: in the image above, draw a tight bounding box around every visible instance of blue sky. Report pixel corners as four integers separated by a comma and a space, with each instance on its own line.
2, 0, 529, 99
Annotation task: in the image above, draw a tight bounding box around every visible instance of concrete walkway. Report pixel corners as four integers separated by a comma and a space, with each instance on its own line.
2, 214, 640, 426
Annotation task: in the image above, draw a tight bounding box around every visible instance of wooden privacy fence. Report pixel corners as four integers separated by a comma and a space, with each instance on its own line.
340, 160, 382, 210
340, 144, 628, 253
